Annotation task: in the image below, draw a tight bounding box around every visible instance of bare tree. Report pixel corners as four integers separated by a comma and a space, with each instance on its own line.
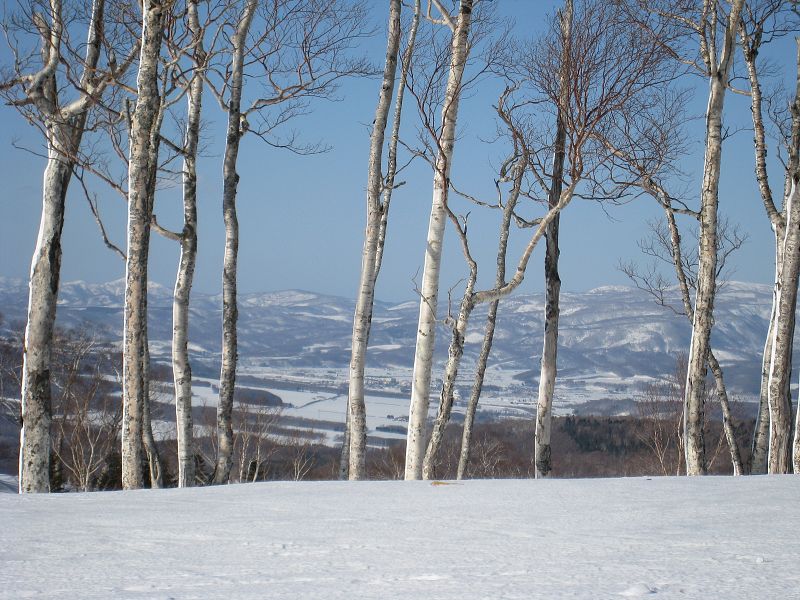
50, 334, 121, 492
533, 0, 571, 479
423, 0, 678, 479
121, 0, 174, 490
1, 0, 135, 493
151, 0, 224, 488
233, 398, 280, 483
637, 0, 745, 476
405, 0, 476, 480
455, 152, 529, 480
738, 2, 800, 474
170, 0, 204, 488
621, 213, 746, 475
599, 54, 745, 476
344, 0, 420, 481
205, 0, 370, 484
636, 377, 685, 477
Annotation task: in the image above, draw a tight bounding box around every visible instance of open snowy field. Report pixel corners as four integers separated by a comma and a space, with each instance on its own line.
1, 476, 798, 599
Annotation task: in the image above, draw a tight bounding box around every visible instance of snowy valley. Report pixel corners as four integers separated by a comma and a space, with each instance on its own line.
0, 277, 789, 450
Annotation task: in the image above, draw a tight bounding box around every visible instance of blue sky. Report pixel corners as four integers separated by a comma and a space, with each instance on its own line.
0, 1, 793, 301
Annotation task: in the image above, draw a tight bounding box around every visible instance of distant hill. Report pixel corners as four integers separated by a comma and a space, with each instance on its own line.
0, 277, 789, 397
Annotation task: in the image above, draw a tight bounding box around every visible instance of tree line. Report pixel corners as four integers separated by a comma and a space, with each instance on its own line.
2, 0, 799, 494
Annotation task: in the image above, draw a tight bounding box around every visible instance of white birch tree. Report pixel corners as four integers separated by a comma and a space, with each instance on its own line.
738, 2, 800, 474
534, 0, 571, 479
344, 0, 420, 481
422, 0, 679, 479
768, 45, 800, 474
668, 0, 744, 476
150, 0, 221, 487
0, 0, 136, 493
121, 0, 174, 490
405, 0, 475, 480
206, 0, 370, 484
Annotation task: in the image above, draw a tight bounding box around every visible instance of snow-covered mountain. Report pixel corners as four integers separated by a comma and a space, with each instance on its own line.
0, 277, 784, 397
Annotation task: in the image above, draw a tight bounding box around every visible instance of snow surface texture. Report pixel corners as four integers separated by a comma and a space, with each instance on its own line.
2, 477, 798, 599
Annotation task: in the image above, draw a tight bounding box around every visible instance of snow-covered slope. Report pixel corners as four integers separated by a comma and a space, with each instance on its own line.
1, 476, 798, 599
0, 278, 786, 396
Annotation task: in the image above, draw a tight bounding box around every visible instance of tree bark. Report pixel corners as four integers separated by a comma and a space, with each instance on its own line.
345, 0, 403, 481
456, 299, 498, 480
752, 286, 776, 474
18, 0, 106, 494
19, 140, 72, 494
683, 0, 744, 476
141, 343, 163, 488
660, 205, 743, 475
422, 256, 476, 480
768, 180, 799, 474
173, 0, 203, 488
405, 0, 473, 480
214, 0, 257, 485
706, 350, 743, 475
534, 212, 561, 478
767, 39, 800, 474
534, 1, 570, 479
122, 0, 169, 490
740, 18, 785, 475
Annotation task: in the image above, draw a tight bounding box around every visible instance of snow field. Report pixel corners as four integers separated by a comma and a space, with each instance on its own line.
1, 476, 798, 599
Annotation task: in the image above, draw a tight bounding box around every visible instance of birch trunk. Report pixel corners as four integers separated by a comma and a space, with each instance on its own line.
767, 40, 800, 474
661, 207, 743, 475
534, 212, 561, 478
768, 179, 799, 473
741, 24, 785, 475
752, 286, 776, 474
683, 0, 743, 476
19, 140, 72, 493
456, 299, 498, 480
436, 155, 524, 480
422, 264, 476, 480
122, 0, 169, 490
141, 343, 163, 488
18, 0, 106, 494
707, 350, 743, 475
533, 0, 570, 479
214, 0, 257, 485
173, 0, 203, 488
346, 0, 402, 481
405, 0, 473, 480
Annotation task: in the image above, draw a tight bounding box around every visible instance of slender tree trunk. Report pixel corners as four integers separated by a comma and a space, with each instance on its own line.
214, 0, 257, 485
17, 0, 110, 493
173, 0, 203, 488
750, 239, 786, 475
767, 41, 800, 474
338, 406, 351, 480
456, 299, 498, 480
534, 0, 570, 479
422, 265, 476, 480
768, 179, 800, 473
19, 136, 73, 493
741, 22, 785, 476
706, 350, 743, 475
683, 0, 743, 476
346, 0, 402, 481
141, 342, 163, 488
657, 206, 744, 475
122, 0, 169, 490
534, 213, 561, 478
405, 0, 473, 480
752, 283, 776, 474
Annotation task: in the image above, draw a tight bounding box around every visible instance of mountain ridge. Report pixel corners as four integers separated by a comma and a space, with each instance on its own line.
0, 277, 791, 398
